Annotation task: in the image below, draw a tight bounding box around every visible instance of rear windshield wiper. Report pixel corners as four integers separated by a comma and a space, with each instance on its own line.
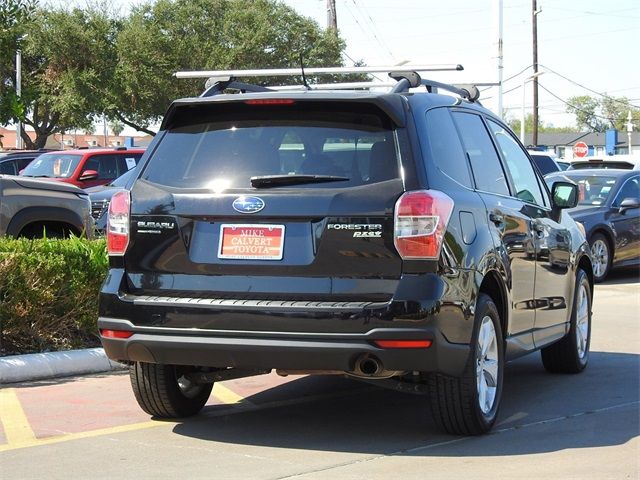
250, 174, 349, 188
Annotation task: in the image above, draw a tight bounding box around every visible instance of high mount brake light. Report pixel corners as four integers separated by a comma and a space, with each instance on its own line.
244, 99, 295, 105
107, 190, 130, 256
394, 190, 454, 259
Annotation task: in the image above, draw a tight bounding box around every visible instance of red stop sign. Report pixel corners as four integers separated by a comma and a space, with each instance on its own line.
573, 141, 588, 158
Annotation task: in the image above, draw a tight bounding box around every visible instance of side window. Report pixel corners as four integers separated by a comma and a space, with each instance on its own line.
86, 155, 119, 180
17, 158, 34, 172
0, 161, 16, 175
451, 112, 509, 196
612, 176, 640, 206
116, 154, 142, 176
425, 108, 472, 188
487, 119, 545, 206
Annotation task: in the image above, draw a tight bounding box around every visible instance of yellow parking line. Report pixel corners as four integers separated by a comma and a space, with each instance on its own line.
0, 420, 164, 453
0, 382, 366, 453
214, 383, 254, 406
0, 388, 36, 446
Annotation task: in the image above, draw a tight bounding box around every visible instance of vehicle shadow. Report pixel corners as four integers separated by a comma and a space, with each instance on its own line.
600, 267, 639, 285
171, 350, 639, 456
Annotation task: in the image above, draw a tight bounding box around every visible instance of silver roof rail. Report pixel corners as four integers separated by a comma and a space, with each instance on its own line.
174, 65, 491, 104
175, 64, 464, 79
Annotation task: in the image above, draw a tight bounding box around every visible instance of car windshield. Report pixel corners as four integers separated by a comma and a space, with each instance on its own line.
141, 104, 399, 190
571, 175, 618, 205
21, 153, 82, 178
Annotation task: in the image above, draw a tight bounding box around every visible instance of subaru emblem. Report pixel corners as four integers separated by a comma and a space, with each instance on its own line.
232, 196, 265, 214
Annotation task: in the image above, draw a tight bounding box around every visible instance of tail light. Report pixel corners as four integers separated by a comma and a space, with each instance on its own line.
107, 190, 130, 255
394, 190, 454, 259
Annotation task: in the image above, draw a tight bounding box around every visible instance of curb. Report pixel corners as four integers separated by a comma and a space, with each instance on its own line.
0, 348, 126, 385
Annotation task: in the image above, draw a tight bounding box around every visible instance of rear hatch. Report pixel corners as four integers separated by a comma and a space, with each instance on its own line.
125, 98, 407, 307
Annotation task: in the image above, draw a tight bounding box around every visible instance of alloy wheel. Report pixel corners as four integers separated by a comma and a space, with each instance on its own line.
575, 282, 590, 359
476, 316, 499, 415
591, 238, 609, 279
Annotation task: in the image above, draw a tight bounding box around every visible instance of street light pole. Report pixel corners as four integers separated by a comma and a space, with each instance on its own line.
520, 71, 544, 144
15, 47, 22, 150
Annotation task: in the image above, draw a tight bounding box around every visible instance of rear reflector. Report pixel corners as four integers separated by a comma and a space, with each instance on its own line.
107, 190, 130, 255
374, 340, 433, 349
394, 189, 454, 259
244, 99, 295, 105
100, 329, 133, 339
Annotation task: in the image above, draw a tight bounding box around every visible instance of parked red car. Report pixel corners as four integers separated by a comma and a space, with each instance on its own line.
20, 148, 145, 188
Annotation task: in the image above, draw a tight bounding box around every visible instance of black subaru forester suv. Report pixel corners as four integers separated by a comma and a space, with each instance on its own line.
99, 71, 593, 435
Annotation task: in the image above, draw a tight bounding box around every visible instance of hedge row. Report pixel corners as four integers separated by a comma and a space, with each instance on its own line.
0, 236, 108, 356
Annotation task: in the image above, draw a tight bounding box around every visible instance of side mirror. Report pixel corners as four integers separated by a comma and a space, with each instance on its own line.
618, 197, 640, 213
79, 169, 98, 181
552, 181, 578, 209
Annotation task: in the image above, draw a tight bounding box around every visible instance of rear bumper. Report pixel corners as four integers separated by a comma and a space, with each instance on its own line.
98, 317, 471, 376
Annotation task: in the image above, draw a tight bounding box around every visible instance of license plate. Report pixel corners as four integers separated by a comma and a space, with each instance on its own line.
218, 224, 285, 260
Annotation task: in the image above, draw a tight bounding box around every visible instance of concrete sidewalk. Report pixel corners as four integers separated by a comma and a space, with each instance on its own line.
0, 348, 125, 385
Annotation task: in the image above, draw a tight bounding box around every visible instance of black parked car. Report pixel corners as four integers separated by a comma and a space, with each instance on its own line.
0, 149, 50, 175
98, 68, 593, 435
546, 169, 640, 282
86, 167, 138, 233
527, 151, 562, 176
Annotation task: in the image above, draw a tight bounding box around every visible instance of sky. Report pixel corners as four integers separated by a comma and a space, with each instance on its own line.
48, 0, 640, 131
280, 0, 640, 128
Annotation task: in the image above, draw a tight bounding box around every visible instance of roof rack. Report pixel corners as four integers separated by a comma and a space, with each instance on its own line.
175, 65, 487, 104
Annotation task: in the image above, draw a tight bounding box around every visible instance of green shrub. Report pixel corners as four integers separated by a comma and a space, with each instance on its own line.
0, 236, 108, 356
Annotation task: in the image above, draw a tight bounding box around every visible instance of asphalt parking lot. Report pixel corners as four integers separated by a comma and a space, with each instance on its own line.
1, 269, 638, 480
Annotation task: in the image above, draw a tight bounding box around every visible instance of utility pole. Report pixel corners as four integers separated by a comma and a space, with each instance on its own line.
627, 110, 635, 155
494, 0, 504, 118
532, 0, 540, 146
327, 0, 337, 32
15, 47, 23, 149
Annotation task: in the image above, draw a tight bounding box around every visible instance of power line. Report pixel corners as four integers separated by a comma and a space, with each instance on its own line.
537, 82, 616, 123
540, 64, 640, 109
348, 0, 395, 61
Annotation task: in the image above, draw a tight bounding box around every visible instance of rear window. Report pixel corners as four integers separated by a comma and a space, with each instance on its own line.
141, 103, 399, 189
530, 154, 559, 175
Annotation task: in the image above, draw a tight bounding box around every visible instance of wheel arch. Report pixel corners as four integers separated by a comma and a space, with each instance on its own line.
477, 269, 508, 341
577, 253, 594, 294
6, 206, 84, 238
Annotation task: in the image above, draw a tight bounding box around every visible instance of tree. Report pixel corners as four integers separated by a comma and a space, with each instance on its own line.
566, 95, 640, 132
0, 0, 37, 123
107, 0, 349, 135
0, 5, 119, 148
507, 113, 577, 135
109, 119, 124, 136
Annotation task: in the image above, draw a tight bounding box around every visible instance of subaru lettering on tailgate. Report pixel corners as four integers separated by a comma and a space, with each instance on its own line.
232, 196, 265, 214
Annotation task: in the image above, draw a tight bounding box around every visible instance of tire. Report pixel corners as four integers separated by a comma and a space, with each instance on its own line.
589, 233, 611, 282
129, 362, 213, 418
541, 268, 591, 373
427, 293, 504, 435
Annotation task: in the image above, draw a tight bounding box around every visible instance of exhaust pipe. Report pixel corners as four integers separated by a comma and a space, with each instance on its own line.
351, 353, 385, 377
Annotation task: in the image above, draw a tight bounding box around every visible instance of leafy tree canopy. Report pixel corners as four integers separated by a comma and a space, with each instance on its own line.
1, 4, 119, 148
2, 0, 351, 146
0, 0, 37, 122
506, 113, 578, 134
107, 0, 348, 134
566, 95, 640, 132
